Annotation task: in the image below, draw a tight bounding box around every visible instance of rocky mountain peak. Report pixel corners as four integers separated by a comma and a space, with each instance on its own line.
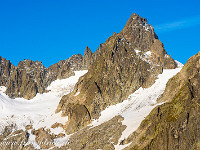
126, 13, 148, 26
121, 13, 158, 51
56, 13, 177, 134
84, 46, 92, 56
119, 13, 176, 69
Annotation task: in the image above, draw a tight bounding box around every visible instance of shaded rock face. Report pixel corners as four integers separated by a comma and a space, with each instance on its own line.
124, 51, 200, 150
0, 50, 94, 99
57, 13, 177, 134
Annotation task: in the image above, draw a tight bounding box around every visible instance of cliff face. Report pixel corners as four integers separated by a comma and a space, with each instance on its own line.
0, 49, 94, 99
56, 13, 177, 134
0, 57, 15, 87
123, 51, 200, 150
5, 60, 47, 99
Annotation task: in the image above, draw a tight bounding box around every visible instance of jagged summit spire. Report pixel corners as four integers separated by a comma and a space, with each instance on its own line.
124, 13, 148, 28
84, 46, 92, 56
83, 46, 93, 68
119, 13, 159, 51
127, 13, 140, 18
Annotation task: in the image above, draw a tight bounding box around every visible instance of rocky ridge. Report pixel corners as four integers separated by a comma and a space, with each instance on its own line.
56, 13, 177, 134
0, 47, 94, 99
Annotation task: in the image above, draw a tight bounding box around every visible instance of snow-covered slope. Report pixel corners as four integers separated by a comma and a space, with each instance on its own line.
0, 66, 183, 150
89, 67, 182, 150
0, 70, 88, 148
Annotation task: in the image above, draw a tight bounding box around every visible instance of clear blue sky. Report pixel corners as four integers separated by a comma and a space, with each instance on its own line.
0, 0, 200, 67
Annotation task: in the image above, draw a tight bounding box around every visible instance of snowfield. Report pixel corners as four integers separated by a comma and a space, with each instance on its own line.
0, 70, 88, 149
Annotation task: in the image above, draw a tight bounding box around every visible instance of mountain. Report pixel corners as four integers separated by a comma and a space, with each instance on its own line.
1, 13, 198, 150
56, 13, 177, 134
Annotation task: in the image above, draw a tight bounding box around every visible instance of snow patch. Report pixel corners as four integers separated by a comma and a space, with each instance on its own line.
134, 49, 141, 55
145, 51, 152, 56
0, 86, 6, 93
175, 60, 184, 68
74, 91, 80, 96
25, 131, 40, 149
164, 54, 170, 58
143, 24, 152, 31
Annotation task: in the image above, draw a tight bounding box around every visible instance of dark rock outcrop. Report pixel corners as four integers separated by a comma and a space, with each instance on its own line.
56, 13, 177, 134
123, 51, 200, 150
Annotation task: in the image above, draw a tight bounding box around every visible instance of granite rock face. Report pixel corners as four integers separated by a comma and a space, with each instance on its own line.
0, 49, 94, 99
123, 51, 200, 150
56, 13, 177, 134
